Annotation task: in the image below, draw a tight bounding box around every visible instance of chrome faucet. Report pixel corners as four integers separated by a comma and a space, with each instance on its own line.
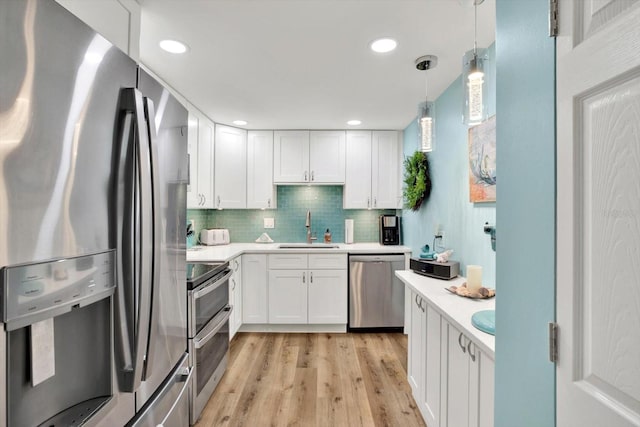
305, 210, 317, 243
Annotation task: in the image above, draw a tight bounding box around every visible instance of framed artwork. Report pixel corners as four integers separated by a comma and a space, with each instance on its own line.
468, 115, 496, 203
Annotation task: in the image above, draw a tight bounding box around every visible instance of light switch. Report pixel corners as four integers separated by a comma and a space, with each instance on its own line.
264, 218, 275, 229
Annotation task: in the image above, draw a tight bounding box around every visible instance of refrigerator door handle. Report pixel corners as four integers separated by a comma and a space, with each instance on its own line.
117, 87, 154, 392
114, 110, 135, 378
141, 96, 162, 381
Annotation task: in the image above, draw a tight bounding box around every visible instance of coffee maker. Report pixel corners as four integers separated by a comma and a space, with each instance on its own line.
379, 215, 401, 245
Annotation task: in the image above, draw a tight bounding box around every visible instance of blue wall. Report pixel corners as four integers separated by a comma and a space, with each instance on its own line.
188, 186, 395, 243
495, 0, 556, 425
402, 44, 497, 286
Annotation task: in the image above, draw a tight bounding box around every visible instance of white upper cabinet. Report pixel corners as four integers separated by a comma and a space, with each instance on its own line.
247, 131, 276, 209
214, 125, 247, 209
309, 131, 346, 183
55, 0, 141, 60
186, 112, 199, 208
187, 112, 215, 209
344, 131, 373, 209
273, 131, 310, 183
372, 130, 402, 209
344, 130, 401, 209
273, 130, 345, 184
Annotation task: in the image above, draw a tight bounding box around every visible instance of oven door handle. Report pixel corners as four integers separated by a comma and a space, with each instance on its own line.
193, 270, 233, 300
193, 306, 232, 349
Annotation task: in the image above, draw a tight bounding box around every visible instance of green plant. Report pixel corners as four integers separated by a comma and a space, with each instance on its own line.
403, 151, 432, 211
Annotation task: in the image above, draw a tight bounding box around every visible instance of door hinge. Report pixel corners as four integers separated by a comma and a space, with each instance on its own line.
549, 0, 559, 37
549, 322, 558, 363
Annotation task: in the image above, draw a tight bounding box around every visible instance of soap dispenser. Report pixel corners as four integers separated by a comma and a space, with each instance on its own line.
324, 228, 332, 243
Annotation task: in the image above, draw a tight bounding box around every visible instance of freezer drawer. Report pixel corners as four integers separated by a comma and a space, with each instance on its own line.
127, 354, 191, 427
349, 254, 405, 329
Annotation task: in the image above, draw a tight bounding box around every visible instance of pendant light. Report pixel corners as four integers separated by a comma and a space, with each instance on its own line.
462, 0, 488, 126
415, 55, 437, 152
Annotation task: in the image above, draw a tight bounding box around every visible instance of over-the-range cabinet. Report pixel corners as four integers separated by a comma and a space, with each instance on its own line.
0, 2, 190, 426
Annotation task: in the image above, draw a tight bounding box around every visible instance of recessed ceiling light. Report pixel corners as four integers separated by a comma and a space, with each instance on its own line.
370, 38, 397, 53
159, 39, 188, 54
347, 120, 362, 126
232, 120, 248, 126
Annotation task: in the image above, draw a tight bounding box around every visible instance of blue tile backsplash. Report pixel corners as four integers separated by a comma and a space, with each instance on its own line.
188, 186, 397, 243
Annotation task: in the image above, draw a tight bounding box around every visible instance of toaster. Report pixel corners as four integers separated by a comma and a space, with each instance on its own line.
199, 229, 230, 245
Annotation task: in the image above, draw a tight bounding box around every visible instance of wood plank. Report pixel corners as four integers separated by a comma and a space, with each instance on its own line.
195, 332, 424, 427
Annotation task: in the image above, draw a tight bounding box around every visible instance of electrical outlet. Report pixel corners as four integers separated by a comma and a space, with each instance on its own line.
439, 230, 445, 247
264, 218, 275, 229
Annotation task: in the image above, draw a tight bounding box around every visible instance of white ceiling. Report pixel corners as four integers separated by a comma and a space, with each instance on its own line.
138, 0, 495, 130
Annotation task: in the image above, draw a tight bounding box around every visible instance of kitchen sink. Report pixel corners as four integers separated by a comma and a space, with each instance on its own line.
277, 243, 340, 249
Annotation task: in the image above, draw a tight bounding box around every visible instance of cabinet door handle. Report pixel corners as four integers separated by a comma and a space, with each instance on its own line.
302, 272, 306, 284
367, 197, 370, 209
267, 198, 271, 208
467, 340, 476, 362
311, 170, 314, 181
231, 278, 236, 290
415, 294, 420, 308
458, 332, 467, 353
310, 272, 313, 283
420, 298, 425, 313
217, 196, 221, 207
234, 260, 239, 271
304, 171, 308, 181
374, 197, 377, 208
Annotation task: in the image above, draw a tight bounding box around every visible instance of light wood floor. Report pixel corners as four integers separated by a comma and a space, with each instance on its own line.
195, 332, 426, 427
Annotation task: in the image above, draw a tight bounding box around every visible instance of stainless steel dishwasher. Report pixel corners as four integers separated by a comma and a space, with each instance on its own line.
348, 254, 406, 330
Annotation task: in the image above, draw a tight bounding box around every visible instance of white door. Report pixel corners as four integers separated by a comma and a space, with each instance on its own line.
214, 124, 247, 209
268, 269, 307, 323
247, 130, 276, 209
197, 115, 215, 208
446, 324, 470, 427
408, 291, 424, 397
186, 112, 199, 208
307, 269, 347, 324
309, 131, 346, 183
242, 254, 268, 324
344, 131, 372, 209
557, 1, 640, 425
423, 304, 442, 427
273, 130, 309, 183
230, 256, 242, 338
372, 131, 401, 209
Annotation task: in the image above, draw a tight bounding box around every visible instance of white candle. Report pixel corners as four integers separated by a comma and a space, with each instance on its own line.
467, 265, 483, 293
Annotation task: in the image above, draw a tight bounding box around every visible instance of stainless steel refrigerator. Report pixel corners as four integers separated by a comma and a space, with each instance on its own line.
0, 1, 190, 426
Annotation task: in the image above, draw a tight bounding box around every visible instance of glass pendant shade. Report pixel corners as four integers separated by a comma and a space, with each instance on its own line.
418, 101, 435, 152
462, 48, 488, 125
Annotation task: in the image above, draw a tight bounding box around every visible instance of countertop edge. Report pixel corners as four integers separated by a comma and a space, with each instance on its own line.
396, 270, 495, 358
187, 243, 411, 263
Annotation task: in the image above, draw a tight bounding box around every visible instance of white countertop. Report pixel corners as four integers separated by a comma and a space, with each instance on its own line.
396, 270, 495, 358
187, 242, 411, 263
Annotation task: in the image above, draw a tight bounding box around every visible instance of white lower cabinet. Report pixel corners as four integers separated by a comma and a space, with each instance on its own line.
307, 269, 347, 324
408, 289, 494, 427
408, 292, 424, 396
409, 291, 442, 426
444, 323, 495, 427
242, 254, 268, 324
268, 254, 347, 324
228, 256, 242, 339
268, 269, 308, 323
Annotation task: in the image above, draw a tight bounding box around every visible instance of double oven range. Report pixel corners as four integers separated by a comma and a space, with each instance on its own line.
186, 262, 233, 424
